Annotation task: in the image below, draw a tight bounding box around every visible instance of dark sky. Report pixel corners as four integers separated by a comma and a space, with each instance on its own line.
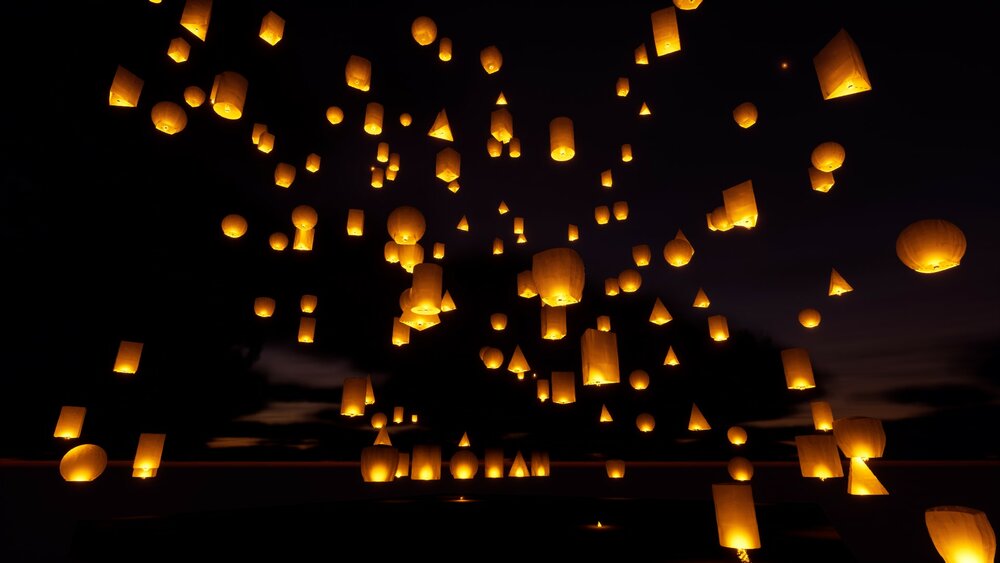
4, 0, 998, 461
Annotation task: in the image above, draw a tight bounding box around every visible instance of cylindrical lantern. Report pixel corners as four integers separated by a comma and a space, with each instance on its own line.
833, 417, 886, 459
221, 214, 248, 239
530, 451, 550, 477
209, 71, 247, 120
636, 413, 655, 432
781, 348, 816, 390
601, 170, 613, 188
411, 16, 437, 46
621, 144, 633, 162
613, 201, 629, 221
650, 298, 672, 325
269, 233, 288, 251
412, 445, 442, 481
616, 77, 630, 97
811, 401, 834, 431
727, 427, 747, 446
490, 313, 507, 330
361, 445, 398, 482
375, 142, 390, 163
341, 377, 367, 417
618, 269, 641, 293
541, 305, 567, 340
606, 459, 626, 479
537, 379, 550, 401
689, 403, 711, 430
438, 37, 452, 61
605, 278, 620, 296
594, 206, 611, 225
326, 106, 344, 125
60, 444, 108, 482
513, 217, 525, 235
531, 248, 584, 306
925, 506, 996, 563
629, 369, 649, 390
664, 231, 695, 267
798, 308, 821, 328
896, 219, 967, 274
254, 297, 275, 318
492, 238, 504, 255
480, 347, 504, 369
345, 55, 372, 91
581, 328, 620, 385
567, 224, 579, 242
431, 242, 444, 259
364, 102, 384, 135
551, 371, 576, 404
549, 117, 575, 161
113, 340, 143, 374
450, 450, 478, 480
410, 263, 443, 315
397, 244, 424, 273
507, 345, 530, 374
387, 206, 426, 245
391, 317, 410, 346
632, 245, 651, 267
133, 433, 166, 478
274, 163, 296, 188
297, 317, 316, 343
150, 101, 187, 134
509, 138, 521, 158
54, 406, 86, 439
183, 86, 205, 107
732, 102, 758, 128
811, 142, 845, 171
480, 45, 502, 74
485, 449, 504, 478
596, 315, 611, 332
712, 483, 761, 550
440, 291, 457, 313
708, 315, 730, 342
509, 452, 529, 477
795, 435, 844, 480
384, 241, 400, 263
727, 457, 754, 481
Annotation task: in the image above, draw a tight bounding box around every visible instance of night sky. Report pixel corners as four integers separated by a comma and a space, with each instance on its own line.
4, 0, 998, 462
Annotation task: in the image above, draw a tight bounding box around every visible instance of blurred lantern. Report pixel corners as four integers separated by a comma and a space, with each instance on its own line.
183, 86, 205, 107
305, 153, 321, 173
257, 132, 275, 153
509, 138, 521, 158
549, 117, 575, 161
551, 371, 577, 404
629, 369, 650, 390
269, 233, 288, 251
428, 109, 454, 141
411, 16, 437, 46
632, 245, 651, 267
326, 106, 344, 125
532, 248, 585, 306
531, 452, 550, 477
689, 403, 711, 431
663, 346, 680, 366
436, 148, 461, 181
650, 298, 673, 325
450, 450, 478, 480
673, 0, 702, 10
634, 44, 649, 65
389, 153, 401, 171
828, 268, 853, 296
384, 241, 400, 263
480, 347, 504, 369
456, 216, 469, 231
809, 167, 835, 192
513, 217, 525, 235
109, 65, 143, 107
616, 77, 630, 97
651, 7, 681, 56
487, 138, 502, 158
728, 457, 754, 481
814, 29, 871, 100
896, 219, 967, 274
293, 228, 314, 251
151, 102, 187, 134
167, 37, 190, 63
798, 308, 821, 328
811, 401, 835, 431
492, 238, 504, 256
210, 71, 247, 120
274, 163, 296, 188
599, 404, 613, 423
447, 180, 460, 193
732, 102, 757, 128
399, 113, 412, 127
385, 168, 397, 182
291, 205, 318, 231
508, 345, 531, 374
613, 201, 629, 221
509, 452, 529, 478
366, 376, 375, 406
438, 38, 452, 61
345, 55, 372, 91
300, 294, 318, 313
133, 433, 166, 478
346, 209, 364, 236
795, 435, 844, 480
833, 417, 885, 460
811, 142, 846, 172
458, 433, 471, 448
664, 230, 694, 266
254, 297, 275, 318
693, 288, 710, 308
728, 427, 748, 446
373, 427, 392, 445
496, 92, 508, 105
371, 413, 387, 430
411, 414, 419, 424
708, 315, 730, 341
113, 341, 143, 374
376, 142, 389, 163
398, 244, 425, 273
341, 377, 367, 417
722, 181, 758, 228
781, 348, 816, 390
925, 506, 996, 563
712, 483, 761, 557
581, 328, 620, 385
639, 102, 652, 116
596, 316, 611, 332
490, 313, 507, 330
364, 102, 384, 135
848, 458, 888, 495
537, 379, 550, 401
259, 11, 284, 45
601, 170, 613, 188
60, 444, 107, 482
595, 206, 611, 225
393, 407, 404, 424
410, 263, 443, 315
618, 269, 641, 293
568, 224, 579, 242
480, 45, 502, 74
636, 413, 655, 432
387, 206, 426, 245
440, 291, 457, 313
298, 317, 316, 343
606, 460, 626, 478
391, 317, 410, 346
179, 0, 211, 40
621, 144, 633, 162
485, 449, 504, 479
361, 445, 398, 482
491, 108, 514, 143
54, 406, 86, 439
541, 305, 567, 340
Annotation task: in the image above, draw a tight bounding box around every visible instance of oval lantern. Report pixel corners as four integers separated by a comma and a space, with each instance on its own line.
727, 457, 754, 481
387, 206, 426, 245
728, 427, 748, 446
618, 269, 641, 293
184, 86, 205, 107
629, 369, 649, 390
291, 205, 318, 230
150, 101, 187, 134
411, 16, 437, 46
221, 214, 247, 238
606, 459, 626, 479
326, 106, 344, 125
664, 231, 694, 267
925, 506, 996, 563
210, 71, 247, 120
254, 297, 275, 318
811, 142, 846, 172
798, 308, 822, 328
60, 444, 108, 482
896, 219, 966, 274
636, 413, 655, 432
833, 417, 886, 460
480, 45, 502, 74
360, 445, 398, 482
732, 102, 757, 128
450, 450, 479, 479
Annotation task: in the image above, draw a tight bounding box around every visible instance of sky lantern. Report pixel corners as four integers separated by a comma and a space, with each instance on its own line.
650, 298, 672, 325
651, 7, 681, 56
109, 66, 143, 107
411, 445, 442, 481
728, 427, 748, 446
371, 413, 388, 430
541, 304, 567, 340
399, 113, 413, 127
551, 371, 577, 404
398, 244, 424, 272
179, 0, 211, 40
132, 433, 166, 478
814, 29, 872, 100
364, 102, 384, 135
456, 215, 469, 231
150, 102, 187, 135
274, 163, 296, 188
480, 347, 504, 369
568, 224, 579, 242
606, 460, 626, 479
183, 86, 205, 107
613, 201, 629, 221
484, 449, 504, 479
811, 142, 846, 172
798, 308, 821, 328
595, 206, 611, 225
896, 219, 967, 273
54, 406, 86, 439
693, 288, 710, 308
60, 445, 107, 482
848, 458, 889, 495
621, 144, 633, 162
618, 269, 641, 292
326, 106, 344, 125
361, 445, 398, 482
259, 11, 285, 45
411, 16, 437, 45
811, 400, 835, 431
345, 55, 372, 91
632, 245, 651, 267
639, 102, 652, 116
708, 315, 730, 342
722, 181, 758, 228
384, 241, 400, 263
113, 340, 143, 374
663, 345, 680, 366
728, 457, 754, 481
673, 0, 703, 9
513, 217, 525, 235
269, 233, 288, 251
346, 209, 364, 236
509, 138, 521, 157
254, 297, 275, 318
518, 270, 539, 298
531, 452, 551, 477
399, 310, 439, 331
732, 102, 757, 128
297, 317, 316, 343
509, 452, 529, 477
833, 417, 886, 460
293, 228, 314, 251
487, 138, 502, 158
305, 153, 321, 172
450, 450, 478, 480
428, 109, 454, 141
629, 369, 650, 390
708, 206, 735, 232
549, 117, 575, 161
410, 263, 443, 315
392, 407, 404, 424
480, 45, 503, 74
387, 206, 426, 245
664, 230, 694, 266
795, 435, 844, 480
596, 315, 611, 332
508, 345, 530, 374
167, 37, 190, 63
829, 268, 853, 296
635, 44, 649, 64
490, 313, 507, 330
532, 248, 585, 306
809, 167, 835, 192
636, 413, 655, 432
376, 142, 389, 163
436, 147, 461, 182
438, 37, 452, 61
440, 291, 456, 312
925, 506, 996, 563
391, 317, 410, 346
491, 108, 514, 143
781, 348, 816, 390
389, 153, 401, 172
712, 483, 761, 560
458, 433, 471, 448
599, 404, 613, 423
341, 377, 367, 417
689, 403, 711, 431
495, 92, 508, 105
581, 328, 620, 385
537, 379, 550, 401
601, 170, 613, 188
291, 205, 318, 231
616, 77, 630, 97
209, 71, 247, 120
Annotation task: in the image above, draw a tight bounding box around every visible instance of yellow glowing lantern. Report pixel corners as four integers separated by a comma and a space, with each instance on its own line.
489, 313, 507, 331
829, 268, 853, 296
392, 317, 410, 346
722, 181, 758, 229
326, 106, 344, 125
395, 452, 410, 478
274, 163, 296, 188
689, 403, 711, 431
595, 206, 611, 225
606, 460, 626, 479
833, 417, 885, 460
487, 138, 502, 158
811, 400, 834, 431
180, 0, 211, 40
370, 413, 387, 430
616, 77, 630, 97
664, 345, 680, 366
450, 450, 478, 480
693, 288, 710, 308
456, 215, 469, 231
183, 86, 205, 107
364, 102, 384, 135
269, 232, 288, 251
484, 449, 504, 478
259, 11, 284, 45
509, 138, 521, 158
601, 170, 613, 188
481, 347, 504, 370
393, 407, 404, 424
387, 206, 426, 245
438, 37, 452, 61
397, 245, 424, 272
551, 371, 577, 404
809, 167, 835, 193
531, 451, 550, 477
732, 102, 758, 129
384, 241, 400, 263
375, 429, 394, 449
651, 7, 681, 56
410, 263, 443, 315
507, 345, 531, 374
621, 144, 633, 162
664, 230, 694, 267
632, 245, 651, 267
440, 291, 456, 313
781, 348, 816, 390
399, 113, 412, 128
411, 16, 437, 46
848, 458, 888, 495
411, 414, 419, 424
491, 108, 513, 143
399, 309, 439, 331
599, 404, 613, 423
291, 205, 317, 231
629, 369, 650, 390
305, 153, 321, 173
428, 109, 454, 141
150, 102, 187, 135
709, 206, 734, 232
712, 483, 761, 553
728, 427, 748, 446
60, 444, 107, 482
814, 29, 872, 100
340, 377, 367, 417
132, 433, 165, 478
167, 37, 190, 63
509, 451, 529, 477
896, 219, 967, 274
925, 506, 996, 563
613, 201, 629, 221
531, 248, 585, 306
618, 270, 641, 293
811, 142, 845, 172
596, 316, 611, 332
54, 406, 86, 439
293, 228, 314, 251
257, 132, 275, 153
446, 180, 460, 193
436, 147, 461, 182
728, 457, 754, 482
375, 142, 389, 163
537, 379, 550, 401
635, 44, 649, 64
636, 413, 656, 432
480, 45, 502, 74
568, 224, 579, 242
639, 102, 652, 116
798, 308, 821, 328
361, 445, 398, 482
298, 316, 316, 343
387, 153, 401, 173
300, 294, 318, 314
795, 435, 844, 480
113, 341, 143, 374
549, 117, 575, 161
345, 55, 371, 92
341, 208, 363, 237
581, 328, 620, 385
209, 71, 247, 120
650, 298, 672, 325
254, 297, 276, 318
674, 0, 702, 9
109, 65, 143, 107
541, 305, 567, 340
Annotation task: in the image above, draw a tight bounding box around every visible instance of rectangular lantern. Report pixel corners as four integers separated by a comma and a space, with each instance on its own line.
435, 148, 461, 182
346, 209, 364, 236
391, 317, 410, 346
109, 65, 143, 107
795, 435, 844, 480
722, 180, 758, 228
180, 0, 212, 41
411, 445, 442, 481
537, 379, 550, 402
133, 433, 166, 478
485, 448, 504, 478
814, 29, 872, 100
651, 7, 681, 56
781, 348, 816, 390
54, 406, 86, 439
540, 304, 567, 340
293, 227, 315, 251
551, 371, 577, 404
341, 377, 367, 417
712, 483, 761, 550
530, 451, 550, 477
113, 340, 143, 374
811, 400, 834, 431
581, 328, 620, 385
259, 11, 285, 45
345, 55, 372, 91
298, 317, 316, 343
708, 315, 730, 341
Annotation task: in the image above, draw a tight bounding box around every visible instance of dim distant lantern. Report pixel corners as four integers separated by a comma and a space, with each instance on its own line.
712, 483, 761, 552
300, 295, 318, 314
509, 452, 529, 478
616, 77, 630, 97
410, 16, 437, 46
428, 109, 454, 141
531, 451, 551, 477
693, 288, 710, 308
293, 228, 314, 251
298, 316, 316, 343
508, 345, 531, 374
896, 219, 967, 274
795, 435, 844, 480
484, 449, 504, 478
596, 316, 611, 332
450, 450, 479, 480
814, 29, 872, 100
513, 217, 525, 235
167, 37, 190, 63
132, 433, 165, 478
209, 71, 247, 120
399, 113, 413, 127
184, 86, 205, 107
727, 457, 754, 482
581, 328, 620, 385
372, 168, 384, 188
481, 347, 504, 369
341, 377, 367, 417
269, 233, 288, 251
345, 209, 364, 237
650, 298, 672, 325
345, 55, 372, 92
480, 45, 502, 74
599, 404, 613, 423
150, 102, 187, 135
664, 231, 695, 267
412, 445, 442, 481
456, 216, 469, 231
809, 167, 835, 193
639, 102, 652, 116
606, 460, 626, 479
537, 379, 550, 401
664, 345, 680, 366
491, 108, 514, 143
636, 413, 655, 432
60, 444, 108, 482
410, 263, 443, 315
621, 144, 633, 162
291, 205, 318, 231
440, 291, 457, 313
722, 181, 758, 228
541, 305, 567, 340
370, 413, 387, 430
848, 458, 888, 495
398, 244, 424, 272
709, 206, 734, 232
305, 153, 321, 173
259, 11, 285, 45
488, 313, 508, 331
618, 270, 641, 293
829, 268, 853, 296
811, 142, 846, 172
707, 315, 729, 341
613, 201, 629, 221
384, 241, 400, 263
411, 414, 419, 424
549, 117, 575, 161
254, 297, 275, 318
391, 317, 410, 346
487, 138, 502, 158
673, 0, 702, 9
257, 132, 275, 153
436, 147, 461, 182
361, 445, 398, 482
689, 403, 711, 431
496, 92, 508, 105
594, 206, 610, 225
629, 369, 650, 390
632, 245, 651, 267
727, 427, 748, 446
376, 142, 390, 163
364, 102, 384, 135
833, 417, 885, 460
113, 340, 143, 374
798, 308, 822, 328
387, 206, 426, 245
393, 407, 405, 424
509, 138, 521, 158
634, 44, 649, 64
389, 153, 401, 172
109, 65, 143, 107
54, 406, 86, 439
391, 450, 407, 477
601, 170, 613, 188
531, 248, 584, 307
438, 38, 452, 61
326, 106, 344, 125
551, 371, 577, 404
732, 102, 757, 128
811, 401, 835, 431
180, 0, 211, 40
651, 7, 681, 56
274, 163, 296, 188
925, 506, 996, 563
447, 181, 459, 193
781, 348, 816, 390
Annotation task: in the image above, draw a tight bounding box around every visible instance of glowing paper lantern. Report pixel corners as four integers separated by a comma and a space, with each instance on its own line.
596, 316, 611, 332
549, 117, 575, 161
812, 142, 846, 172
814, 29, 872, 100
300, 295, 318, 314
651, 7, 681, 56
833, 417, 885, 460
150, 102, 187, 135
345, 55, 371, 92
618, 270, 641, 293
389, 153, 400, 172
133, 433, 166, 478
393, 407, 404, 424
708, 315, 729, 341
305, 153, 321, 173
384, 241, 400, 263
291, 206, 317, 231
829, 268, 853, 296
693, 288, 710, 308
632, 245, 651, 267
708, 207, 734, 232
674, 0, 702, 9
399, 309, 439, 331
537, 379, 550, 401
621, 144, 633, 162
594, 206, 610, 225
650, 298, 672, 325
113, 341, 143, 374
210, 71, 247, 120
375, 428, 394, 448
531, 452, 550, 477
370, 413, 387, 430
531, 248, 584, 307
395, 453, 410, 478
809, 167, 835, 193
412, 445, 442, 481
293, 228, 314, 251
167, 37, 190, 63
490, 108, 514, 143
664, 346, 679, 366
109, 65, 143, 107
438, 38, 452, 61
728, 457, 754, 481
799, 308, 821, 328
54, 406, 86, 439
664, 230, 694, 267
639, 102, 651, 116
629, 369, 649, 390
613, 201, 629, 221
387, 206, 426, 245
481, 347, 504, 369
259, 11, 285, 45
257, 132, 275, 153
848, 458, 888, 495
269, 233, 288, 251
635, 44, 649, 65
581, 328, 620, 385
364, 102, 384, 135
436, 147, 460, 182
541, 305, 567, 340
599, 404, 613, 423
606, 460, 626, 479
601, 170, 613, 188
298, 317, 316, 343
781, 348, 816, 390
732, 102, 757, 128
344, 209, 364, 237
183, 86, 205, 107
411, 16, 437, 46
274, 163, 296, 188
410, 263, 443, 315
551, 371, 576, 404
361, 445, 398, 482
722, 181, 758, 228
712, 483, 761, 551
341, 377, 367, 417
254, 297, 275, 318
811, 401, 834, 431
399, 114, 412, 127
896, 219, 967, 274
568, 224, 579, 242
925, 506, 996, 563
509, 452, 529, 478
450, 450, 478, 480
616, 77, 630, 97
727, 427, 747, 446
326, 106, 344, 125
391, 317, 410, 346
795, 435, 844, 480
456, 216, 469, 231
60, 444, 107, 482
480, 45, 502, 74
372, 167, 384, 188
428, 109, 454, 141
636, 413, 655, 432
509, 138, 521, 158
508, 345, 531, 374
689, 403, 710, 431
